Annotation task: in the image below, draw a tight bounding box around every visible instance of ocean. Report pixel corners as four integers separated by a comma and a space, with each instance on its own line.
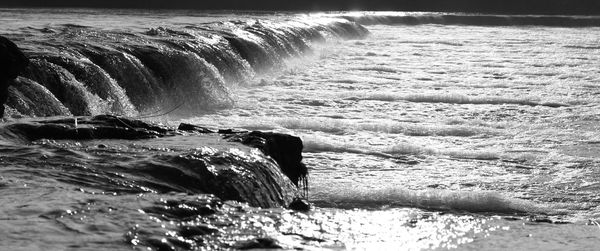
1, 8, 600, 250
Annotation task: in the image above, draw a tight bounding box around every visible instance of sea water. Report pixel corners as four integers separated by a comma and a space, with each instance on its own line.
1, 8, 600, 250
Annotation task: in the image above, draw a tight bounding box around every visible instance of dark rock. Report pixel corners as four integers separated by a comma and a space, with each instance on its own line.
129, 152, 298, 207
1, 115, 171, 141
0, 36, 29, 118
225, 131, 308, 188
178, 123, 214, 133
178, 225, 220, 237
217, 128, 239, 134
80, 114, 170, 134
178, 123, 308, 190
288, 198, 311, 211
281, 232, 326, 242
3, 119, 161, 142
235, 237, 282, 250
0, 116, 308, 208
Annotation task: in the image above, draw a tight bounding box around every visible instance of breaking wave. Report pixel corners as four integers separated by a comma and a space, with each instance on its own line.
6, 17, 369, 117
313, 187, 550, 214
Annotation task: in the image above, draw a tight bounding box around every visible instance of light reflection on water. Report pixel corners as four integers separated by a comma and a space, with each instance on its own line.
2, 9, 600, 250
177, 20, 600, 249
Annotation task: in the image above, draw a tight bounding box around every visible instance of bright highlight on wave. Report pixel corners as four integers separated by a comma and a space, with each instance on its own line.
312, 186, 548, 214
5, 17, 369, 118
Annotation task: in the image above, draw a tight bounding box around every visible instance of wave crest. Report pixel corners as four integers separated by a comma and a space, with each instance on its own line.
313, 187, 548, 214
334, 13, 600, 27
7, 17, 369, 117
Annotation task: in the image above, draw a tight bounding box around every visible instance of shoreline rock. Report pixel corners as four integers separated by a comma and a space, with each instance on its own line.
180, 123, 308, 189
0, 115, 308, 209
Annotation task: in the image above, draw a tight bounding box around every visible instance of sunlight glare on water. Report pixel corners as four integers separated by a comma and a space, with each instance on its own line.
3, 8, 600, 250
181, 19, 600, 248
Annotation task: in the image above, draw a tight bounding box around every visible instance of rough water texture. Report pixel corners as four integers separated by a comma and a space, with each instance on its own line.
3, 9, 600, 250
1, 10, 368, 117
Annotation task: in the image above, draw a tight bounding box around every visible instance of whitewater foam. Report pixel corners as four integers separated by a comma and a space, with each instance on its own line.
302, 136, 503, 160
5, 15, 369, 117
273, 116, 496, 136
312, 187, 548, 214
352, 92, 570, 107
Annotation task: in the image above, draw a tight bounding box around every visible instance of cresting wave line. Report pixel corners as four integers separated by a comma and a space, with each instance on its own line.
5, 17, 369, 117
335, 13, 600, 27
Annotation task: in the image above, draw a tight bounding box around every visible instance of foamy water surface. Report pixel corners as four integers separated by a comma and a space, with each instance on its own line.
2, 9, 600, 250
182, 16, 600, 249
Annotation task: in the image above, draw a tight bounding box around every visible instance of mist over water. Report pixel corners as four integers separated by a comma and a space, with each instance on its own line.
2, 9, 600, 250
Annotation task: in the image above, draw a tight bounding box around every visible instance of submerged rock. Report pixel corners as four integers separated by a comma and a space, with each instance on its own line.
0, 115, 307, 208
0, 36, 29, 118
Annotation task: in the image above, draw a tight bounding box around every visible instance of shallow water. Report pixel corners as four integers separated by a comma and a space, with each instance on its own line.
2, 8, 600, 250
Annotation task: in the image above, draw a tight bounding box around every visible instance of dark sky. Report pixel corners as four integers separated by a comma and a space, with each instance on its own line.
1, 0, 599, 15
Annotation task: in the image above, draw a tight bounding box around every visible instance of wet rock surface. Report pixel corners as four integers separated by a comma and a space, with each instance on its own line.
0, 115, 306, 208
180, 123, 308, 188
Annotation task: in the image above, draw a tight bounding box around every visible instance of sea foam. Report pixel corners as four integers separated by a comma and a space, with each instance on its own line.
313, 187, 548, 214
356, 92, 570, 108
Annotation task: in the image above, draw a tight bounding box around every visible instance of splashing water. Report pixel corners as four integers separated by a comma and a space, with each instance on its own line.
3, 9, 600, 250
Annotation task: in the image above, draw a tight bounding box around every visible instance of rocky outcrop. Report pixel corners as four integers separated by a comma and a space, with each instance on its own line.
179, 123, 308, 188
0, 36, 29, 118
1, 115, 167, 141
0, 115, 307, 208
224, 131, 308, 188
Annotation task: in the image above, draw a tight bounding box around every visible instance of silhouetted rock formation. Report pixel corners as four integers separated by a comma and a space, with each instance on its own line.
224, 131, 308, 188
0, 36, 29, 118
0, 115, 307, 208
288, 198, 311, 211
